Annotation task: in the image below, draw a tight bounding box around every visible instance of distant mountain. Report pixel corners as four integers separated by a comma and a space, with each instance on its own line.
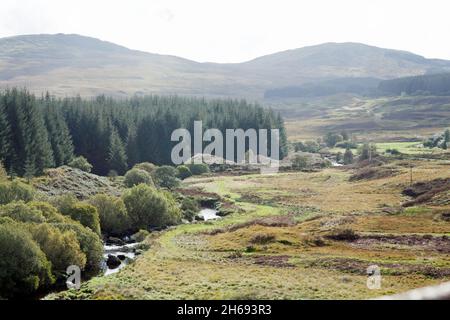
1, 34, 450, 99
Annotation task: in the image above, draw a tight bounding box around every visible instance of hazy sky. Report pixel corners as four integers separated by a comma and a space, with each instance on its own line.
1, 0, 449, 62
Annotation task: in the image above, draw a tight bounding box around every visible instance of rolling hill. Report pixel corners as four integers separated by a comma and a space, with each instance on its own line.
1, 34, 450, 99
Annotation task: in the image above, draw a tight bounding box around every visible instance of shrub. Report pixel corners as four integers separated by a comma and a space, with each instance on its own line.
68, 156, 93, 173
187, 163, 210, 176
294, 141, 321, 153
0, 201, 46, 223
131, 229, 150, 242
28, 201, 68, 223
62, 203, 101, 236
176, 165, 192, 180
335, 141, 358, 149
250, 233, 276, 244
386, 148, 401, 155
292, 155, 309, 170
152, 166, 180, 189
324, 132, 344, 148
0, 181, 34, 205
122, 184, 182, 231
133, 162, 157, 174
181, 197, 199, 221
124, 168, 153, 188
326, 228, 359, 241
358, 143, 377, 161
89, 194, 130, 236
107, 170, 118, 181
53, 223, 103, 274
27, 223, 87, 274
0, 222, 54, 298
51, 194, 78, 215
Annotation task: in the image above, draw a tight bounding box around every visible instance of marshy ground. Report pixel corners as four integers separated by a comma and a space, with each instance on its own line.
51, 157, 450, 300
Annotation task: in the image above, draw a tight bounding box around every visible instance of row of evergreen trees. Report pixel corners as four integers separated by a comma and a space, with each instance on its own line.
0, 89, 288, 176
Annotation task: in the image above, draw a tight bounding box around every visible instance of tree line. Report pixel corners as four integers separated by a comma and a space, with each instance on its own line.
378, 73, 450, 96
0, 89, 287, 176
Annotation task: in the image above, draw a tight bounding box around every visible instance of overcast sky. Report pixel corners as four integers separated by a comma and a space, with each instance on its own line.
1, 0, 449, 63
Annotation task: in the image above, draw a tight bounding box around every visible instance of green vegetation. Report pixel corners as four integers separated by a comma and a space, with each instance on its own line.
68, 156, 93, 173
152, 166, 180, 189
123, 184, 182, 231
0, 181, 34, 205
133, 162, 157, 175
180, 197, 200, 222
0, 221, 53, 298
424, 128, 450, 150
89, 194, 130, 236
379, 73, 450, 96
187, 163, 210, 176
59, 203, 101, 236
176, 165, 192, 180
124, 168, 153, 188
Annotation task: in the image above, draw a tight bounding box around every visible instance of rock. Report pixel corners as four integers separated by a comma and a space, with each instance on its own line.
117, 254, 126, 261
195, 215, 205, 222
108, 237, 125, 246
106, 255, 121, 269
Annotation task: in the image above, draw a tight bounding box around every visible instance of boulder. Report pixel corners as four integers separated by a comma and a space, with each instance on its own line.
106, 255, 121, 269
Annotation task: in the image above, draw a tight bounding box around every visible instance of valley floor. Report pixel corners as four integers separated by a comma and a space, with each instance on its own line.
50, 158, 450, 300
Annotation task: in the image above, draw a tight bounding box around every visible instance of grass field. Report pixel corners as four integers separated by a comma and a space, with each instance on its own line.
50, 158, 450, 300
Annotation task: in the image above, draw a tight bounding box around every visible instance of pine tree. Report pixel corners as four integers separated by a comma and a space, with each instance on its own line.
42, 97, 74, 167
23, 157, 36, 183
0, 100, 11, 164
108, 128, 128, 175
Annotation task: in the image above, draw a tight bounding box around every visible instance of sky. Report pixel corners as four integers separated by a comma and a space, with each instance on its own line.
1, 0, 450, 63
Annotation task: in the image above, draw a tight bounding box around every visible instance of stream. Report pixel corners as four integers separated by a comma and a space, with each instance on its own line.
103, 242, 142, 276
198, 208, 220, 221
102, 208, 220, 275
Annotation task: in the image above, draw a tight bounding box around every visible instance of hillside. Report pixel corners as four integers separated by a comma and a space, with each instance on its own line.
1, 34, 450, 99
379, 73, 450, 95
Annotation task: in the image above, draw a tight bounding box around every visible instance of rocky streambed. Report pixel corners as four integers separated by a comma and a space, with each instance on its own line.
103, 240, 145, 276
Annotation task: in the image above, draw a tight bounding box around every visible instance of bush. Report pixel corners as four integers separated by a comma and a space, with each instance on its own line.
358, 143, 377, 161
124, 168, 153, 188
131, 229, 150, 242
107, 170, 118, 181
326, 228, 359, 241
51, 194, 78, 215
133, 162, 157, 174
89, 194, 130, 236
335, 141, 358, 149
292, 155, 309, 170
122, 184, 182, 231
68, 156, 93, 173
187, 163, 210, 176
181, 197, 199, 221
152, 166, 180, 189
28, 201, 68, 223
27, 223, 87, 274
294, 141, 321, 153
324, 132, 344, 148
0, 222, 54, 298
250, 233, 276, 244
53, 223, 103, 274
0, 201, 46, 223
176, 165, 192, 180
0, 181, 34, 205
62, 203, 101, 236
